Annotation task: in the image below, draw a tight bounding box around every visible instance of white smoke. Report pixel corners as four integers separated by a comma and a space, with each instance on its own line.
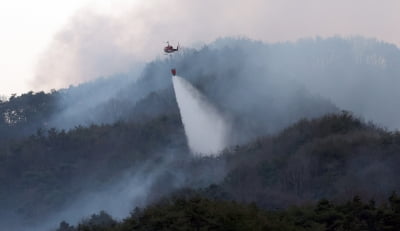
172, 76, 231, 156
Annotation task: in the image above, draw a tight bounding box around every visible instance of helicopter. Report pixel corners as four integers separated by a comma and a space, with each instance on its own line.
164, 41, 179, 54
164, 41, 179, 76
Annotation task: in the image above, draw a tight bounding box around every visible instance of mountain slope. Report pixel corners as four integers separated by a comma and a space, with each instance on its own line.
1, 36, 400, 230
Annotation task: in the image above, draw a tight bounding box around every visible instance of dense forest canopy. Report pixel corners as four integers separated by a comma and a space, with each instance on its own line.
1, 37, 400, 231
54, 193, 400, 231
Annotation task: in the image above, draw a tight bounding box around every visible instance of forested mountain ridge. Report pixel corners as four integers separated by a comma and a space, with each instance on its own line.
214, 112, 400, 207
1, 36, 400, 230
2, 111, 400, 230
55, 194, 400, 231
51, 112, 400, 231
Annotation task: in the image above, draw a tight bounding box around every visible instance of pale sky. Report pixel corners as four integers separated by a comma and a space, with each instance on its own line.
0, 0, 90, 95
1, 0, 399, 96
0, 0, 139, 96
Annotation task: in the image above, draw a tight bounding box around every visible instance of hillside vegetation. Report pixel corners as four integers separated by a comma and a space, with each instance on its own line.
1, 37, 400, 230
2, 111, 400, 230
55, 193, 400, 231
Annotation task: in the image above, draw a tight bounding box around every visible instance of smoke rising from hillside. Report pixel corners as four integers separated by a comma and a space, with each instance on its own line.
32, 0, 400, 92
32, 36, 400, 135
2, 0, 400, 230
26, 0, 400, 132
3, 37, 395, 231
173, 76, 231, 155
8, 152, 192, 231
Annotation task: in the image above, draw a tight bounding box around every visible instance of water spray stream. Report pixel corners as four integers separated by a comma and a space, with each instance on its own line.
172, 76, 231, 156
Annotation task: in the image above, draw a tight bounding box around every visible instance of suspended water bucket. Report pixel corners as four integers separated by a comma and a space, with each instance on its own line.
171, 68, 177, 76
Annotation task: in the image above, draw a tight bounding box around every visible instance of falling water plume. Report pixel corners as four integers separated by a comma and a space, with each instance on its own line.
172, 76, 231, 156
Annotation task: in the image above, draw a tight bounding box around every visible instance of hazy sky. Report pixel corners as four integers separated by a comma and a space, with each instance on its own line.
1, 0, 399, 96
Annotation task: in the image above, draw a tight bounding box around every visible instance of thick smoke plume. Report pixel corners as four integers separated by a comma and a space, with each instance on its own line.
32, 0, 400, 92
173, 76, 231, 156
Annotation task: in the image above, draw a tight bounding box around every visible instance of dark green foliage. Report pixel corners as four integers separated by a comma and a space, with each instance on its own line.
0, 91, 59, 139
76, 211, 117, 231
56, 221, 74, 231
213, 111, 400, 209
55, 211, 117, 231
57, 195, 400, 231
3, 111, 400, 229
0, 114, 188, 223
